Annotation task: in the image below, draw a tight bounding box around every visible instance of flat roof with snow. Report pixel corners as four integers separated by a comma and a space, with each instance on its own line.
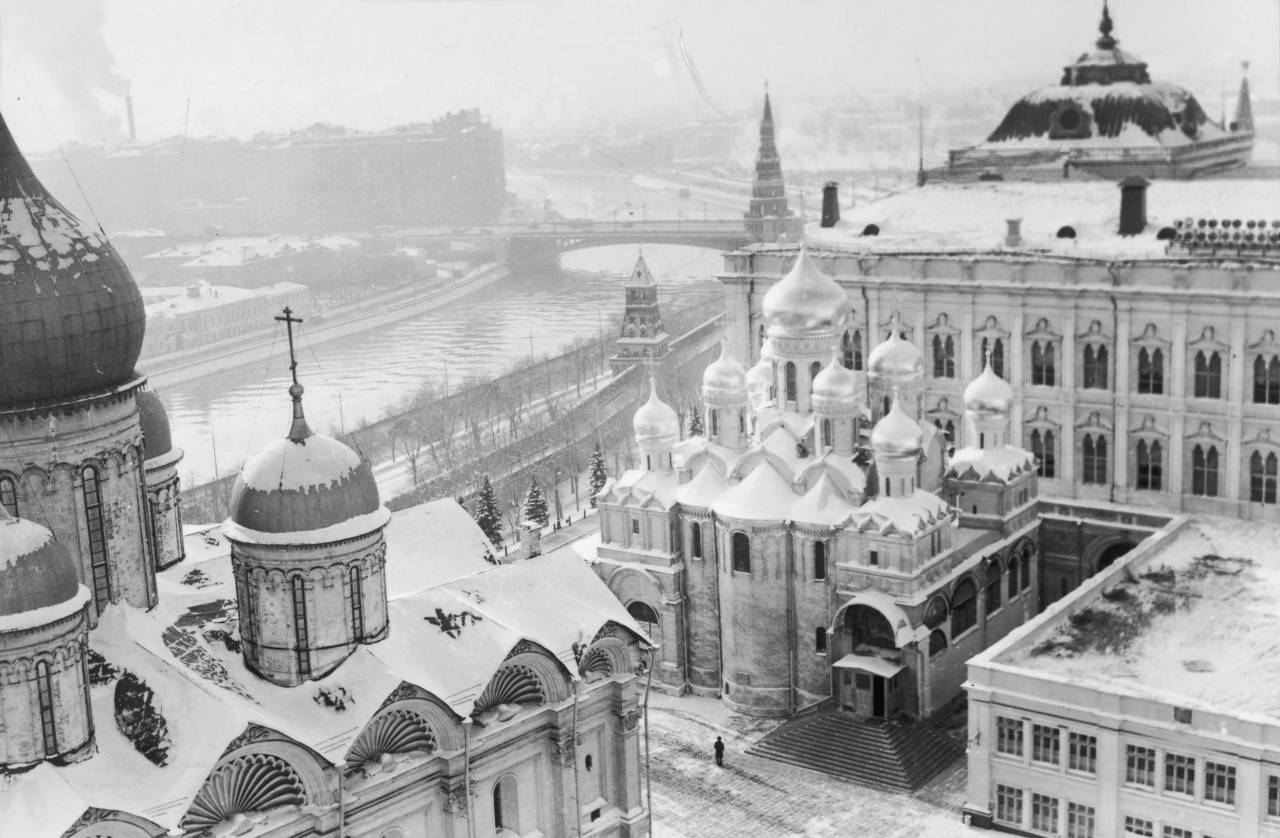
999, 515, 1280, 719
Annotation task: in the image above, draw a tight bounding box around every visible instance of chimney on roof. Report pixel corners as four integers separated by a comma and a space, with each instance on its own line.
1005, 218, 1022, 248
125, 94, 136, 142
1119, 176, 1150, 236
821, 181, 840, 228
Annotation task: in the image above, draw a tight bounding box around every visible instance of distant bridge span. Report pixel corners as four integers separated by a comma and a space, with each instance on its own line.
403, 219, 751, 262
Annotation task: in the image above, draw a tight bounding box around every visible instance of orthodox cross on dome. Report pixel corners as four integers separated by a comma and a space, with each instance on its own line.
274, 306, 312, 442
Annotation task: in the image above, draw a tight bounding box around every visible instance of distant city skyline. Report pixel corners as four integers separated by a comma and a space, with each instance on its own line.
0, 0, 1275, 152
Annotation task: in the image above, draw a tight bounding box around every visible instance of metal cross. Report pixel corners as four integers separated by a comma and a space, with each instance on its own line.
274, 307, 305, 385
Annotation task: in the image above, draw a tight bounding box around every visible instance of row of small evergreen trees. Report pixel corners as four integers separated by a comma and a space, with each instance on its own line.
469, 443, 611, 546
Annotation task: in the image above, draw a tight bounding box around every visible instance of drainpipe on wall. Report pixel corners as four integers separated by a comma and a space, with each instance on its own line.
1108, 279, 1121, 506
642, 644, 657, 831
462, 717, 476, 838
571, 680, 583, 838
710, 510, 724, 695
785, 521, 797, 716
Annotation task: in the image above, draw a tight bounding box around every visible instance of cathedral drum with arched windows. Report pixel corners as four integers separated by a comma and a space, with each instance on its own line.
0, 509, 95, 769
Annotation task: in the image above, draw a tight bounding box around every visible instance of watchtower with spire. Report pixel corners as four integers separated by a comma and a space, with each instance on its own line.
611, 251, 672, 375
224, 308, 392, 687
745, 87, 801, 243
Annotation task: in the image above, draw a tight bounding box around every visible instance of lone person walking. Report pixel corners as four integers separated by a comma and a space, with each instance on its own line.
713, 735, 725, 767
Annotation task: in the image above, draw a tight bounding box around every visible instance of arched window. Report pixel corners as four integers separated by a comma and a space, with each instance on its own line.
291, 576, 311, 678
1020, 545, 1033, 591
923, 595, 948, 629
1007, 552, 1020, 599
1191, 445, 1219, 497
1137, 347, 1164, 394
951, 578, 978, 637
1031, 340, 1056, 386
1255, 356, 1280, 404
785, 362, 797, 403
1082, 434, 1107, 485
690, 521, 703, 559
36, 660, 56, 755
810, 361, 822, 387
928, 629, 947, 656
821, 418, 833, 449
738, 410, 746, 434
851, 330, 864, 370
813, 540, 826, 581
0, 475, 16, 517
1194, 351, 1222, 399
814, 627, 827, 653
731, 532, 751, 574
81, 465, 111, 613
1030, 429, 1056, 478
493, 775, 519, 833
944, 420, 956, 446
627, 601, 659, 628
931, 335, 955, 378
845, 605, 896, 649
1083, 344, 1109, 389
981, 336, 1005, 377
1250, 451, 1279, 504
882, 396, 891, 418
985, 560, 1002, 614
1135, 439, 1162, 491
710, 410, 719, 436
349, 566, 365, 642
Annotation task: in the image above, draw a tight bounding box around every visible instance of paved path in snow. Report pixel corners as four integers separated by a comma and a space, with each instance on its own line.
644, 694, 979, 838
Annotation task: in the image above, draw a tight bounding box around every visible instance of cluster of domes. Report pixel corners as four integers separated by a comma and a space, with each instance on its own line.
812, 352, 858, 406
0, 113, 145, 407
0, 507, 82, 618
867, 328, 924, 381
761, 246, 849, 336
633, 378, 680, 447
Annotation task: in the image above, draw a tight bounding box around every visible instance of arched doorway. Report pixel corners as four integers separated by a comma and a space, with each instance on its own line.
1087, 538, 1138, 576
1096, 541, 1136, 571
833, 604, 905, 720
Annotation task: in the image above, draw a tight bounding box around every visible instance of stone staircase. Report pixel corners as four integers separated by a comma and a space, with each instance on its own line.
745, 710, 963, 791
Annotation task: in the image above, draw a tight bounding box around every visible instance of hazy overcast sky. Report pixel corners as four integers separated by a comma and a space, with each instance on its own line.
1, 0, 1276, 149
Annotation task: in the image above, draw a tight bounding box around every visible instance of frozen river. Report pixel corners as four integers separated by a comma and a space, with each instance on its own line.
160, 244, 724, 485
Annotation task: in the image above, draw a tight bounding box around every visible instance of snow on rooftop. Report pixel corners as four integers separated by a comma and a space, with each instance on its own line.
808, 179, 1280, 261
714, 459, 796, 520
852, 490, 951, 536
142, 281, 306, 317
1005, 515, 1280, 720
946, 445, 1035, 483
0, 763, 89, 838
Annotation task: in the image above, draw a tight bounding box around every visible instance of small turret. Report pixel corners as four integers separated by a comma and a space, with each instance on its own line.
866, 315, 925, 422
633, 378, 679, 472
812, 351, 860, 455
702, 343, 750, 449
870, 390, 924, 498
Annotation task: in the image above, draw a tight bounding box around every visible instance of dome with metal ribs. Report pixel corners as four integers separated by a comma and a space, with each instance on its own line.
0, 508, 81, 618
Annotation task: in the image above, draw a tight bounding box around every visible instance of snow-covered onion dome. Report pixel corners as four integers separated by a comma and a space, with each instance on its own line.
0, 507, 94, 769
136, 385, 175, 461
963, 357, 1015, 419
634, 378, 680, 449
702, 343, 748, 398
812, 352, 858, 407
867, 327, 925, 382
870, 396, 924, 459
0, 110, 145, 407
227, 383, 384, 537
761, 245, 849, 336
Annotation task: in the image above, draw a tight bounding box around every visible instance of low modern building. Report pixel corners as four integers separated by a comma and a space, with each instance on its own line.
963, 512, 1280, 838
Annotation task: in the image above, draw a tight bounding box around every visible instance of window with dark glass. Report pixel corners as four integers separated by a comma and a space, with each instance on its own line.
292, 576, 310, 677
1163, 752, 1195, 795
981, 336, 1005, 377
814, 627, 827, 653
1135, 439, 1162, 491
851, 330, 864, 370
1007, 554, 1020, 599
1136, 347, 1164, 394
1032, 724, 1060, 765
951, 578, 977, 636
996, 717, 1023, 756
1268, 775, 1280, 816
0, 476, 16, 516
1255, 355, 1280, 404
1030, 793, 1058, 834
1124, 816, 1154, 837
36, 660, 57, 755
1030, 429, 1056, 478
349, 566, 364, 642
1250, 451, 1278, 504
1204, 761, 1235, 805
932, 335, 955, 378
1082, 344, 1109, 389
813, 540, 826, 580
1126, 744, 1156, 786
82, 466, 111, 612
1068, 732, 1097, 774
1031, 340, 1056, 386
1194, 350, 1222, 398
731, 532, 751, 573
785, 362, 797, 402
1066, 802, 1095, 838
494, 776, 518, 832
985, 560, 1002, 614
1191, 445, 1219, 497
690, 522, 702, 559
995, 785, 1023, 825
1081, 434, 1107, 485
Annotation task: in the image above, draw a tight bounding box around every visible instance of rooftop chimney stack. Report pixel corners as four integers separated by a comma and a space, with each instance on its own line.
125, 94, 136, 142
821, 181, 840, 228
1119, 176, 1150, 236
1005, 218, 1022, 248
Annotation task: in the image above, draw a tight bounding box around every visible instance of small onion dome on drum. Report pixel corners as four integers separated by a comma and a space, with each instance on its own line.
746, 356, 774, 391
702, 343, 747, 402
812, 352, 858, 411
226, 383, 387, 538
963, 358, 1014, 418
633, 378, 679, 446
761, 245, 848, 336
870, 396, 924, 459
0, 507, 83, 618
867, 328, 924, 382
0, 111, 145, 407
135, 385, 174, 460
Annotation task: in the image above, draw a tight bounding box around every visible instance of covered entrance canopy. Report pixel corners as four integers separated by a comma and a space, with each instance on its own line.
833, 654, 905, 679
833, 653, 905, 720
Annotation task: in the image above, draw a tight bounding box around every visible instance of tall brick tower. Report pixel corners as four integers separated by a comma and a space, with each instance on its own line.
744, 89, 800, 243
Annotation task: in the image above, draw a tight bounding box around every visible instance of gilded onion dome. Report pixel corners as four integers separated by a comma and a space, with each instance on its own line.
761, 245, 848, 335
867, 327, 925, 381
633, 378, 679, 445
702, 343, 748, 397
870, 396, 924, 458
963, 358, 1014, 418
812, 352, 858, 403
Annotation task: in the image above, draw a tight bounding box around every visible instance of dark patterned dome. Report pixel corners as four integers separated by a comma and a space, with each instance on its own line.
0, 509, 81, 619
136, 386, 174, 460
0, 111, 145, 407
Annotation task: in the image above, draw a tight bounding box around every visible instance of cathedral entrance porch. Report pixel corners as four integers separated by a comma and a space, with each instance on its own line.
833, 654, 904, 721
